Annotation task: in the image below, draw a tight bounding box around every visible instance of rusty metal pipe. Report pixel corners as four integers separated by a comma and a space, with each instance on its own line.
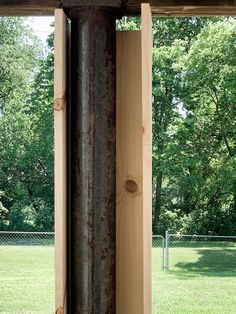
68, 7, 116, 313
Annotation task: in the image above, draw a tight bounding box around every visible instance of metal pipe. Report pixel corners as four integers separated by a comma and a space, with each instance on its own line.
165, 231, 169, 271
68, 7, 117, 313
162, 236, 165, 271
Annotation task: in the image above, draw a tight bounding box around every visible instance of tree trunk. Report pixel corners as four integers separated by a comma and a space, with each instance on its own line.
233, 180, 236, 218
154, 170, 162, 227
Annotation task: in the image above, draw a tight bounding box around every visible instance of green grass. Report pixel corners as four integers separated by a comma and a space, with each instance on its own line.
153, 242, 236, 314
1, 243, 236, 313
0, 245, 54, 313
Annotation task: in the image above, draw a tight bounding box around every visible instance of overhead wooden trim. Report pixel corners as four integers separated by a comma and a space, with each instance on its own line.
0, 0, 58, 16
116, 3, 152, 314
151, 6, 236, 16
54, 8, 67, 314
1, 0, 236, 16
126, 0, 236, 15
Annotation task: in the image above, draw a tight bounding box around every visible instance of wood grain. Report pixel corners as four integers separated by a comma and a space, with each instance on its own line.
127, 0, 236, 15
116, 31, 143, 314
54, 8, 67, 314
151, 6, 236, 16
0, 0, 57, 15
1, 0, 236, 16
116, 4, 152, 314
141, 4, 152, 314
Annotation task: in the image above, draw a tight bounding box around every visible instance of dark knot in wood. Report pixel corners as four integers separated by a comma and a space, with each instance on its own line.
54, 96, 65, 111
56, 307, 63, 314
125, 180, 138, 194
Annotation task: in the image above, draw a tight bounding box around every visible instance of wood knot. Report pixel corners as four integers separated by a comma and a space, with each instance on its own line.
56, 307, 64, 314
125, 180, 138, 194
54, 95, 65, 111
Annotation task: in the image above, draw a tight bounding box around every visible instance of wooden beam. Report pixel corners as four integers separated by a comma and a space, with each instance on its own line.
150, 6, 236, 16
116, 4, 152, 314
54, 8, 67, 314
1, 0, 236, 16
0, 0, 121, 15
126, 0, 236, 15
0, 0, 59, 15
141, 4, 152, 313
116, 31, 143, 314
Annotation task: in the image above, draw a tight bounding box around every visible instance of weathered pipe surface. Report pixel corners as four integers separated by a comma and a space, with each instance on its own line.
68, 7, 116, 314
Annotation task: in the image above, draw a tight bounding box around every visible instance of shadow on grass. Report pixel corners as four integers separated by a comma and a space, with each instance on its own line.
169, 246, 236, 278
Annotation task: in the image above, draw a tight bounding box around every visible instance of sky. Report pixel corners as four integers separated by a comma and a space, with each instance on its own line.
27, 16, 54, 44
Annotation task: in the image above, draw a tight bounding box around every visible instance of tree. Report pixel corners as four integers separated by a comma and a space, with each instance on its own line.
171, 19, 236, 235
152, 17, 219, 233
0, 18, 54, 231
116, 16, 236, 235
28, 32, 54, 231
0, 17, 41, 109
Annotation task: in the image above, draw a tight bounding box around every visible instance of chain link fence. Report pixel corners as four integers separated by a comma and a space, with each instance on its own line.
165, 232, 236, 272
0, 231, 54, 267
153, 232, 236, 313
152, 235, 165, 270
152, 232, 236, 273
1, 231, 235, 272
0, 231, 54, 246
1, 231, 236, 312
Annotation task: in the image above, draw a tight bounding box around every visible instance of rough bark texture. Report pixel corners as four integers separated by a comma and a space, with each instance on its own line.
154, 171, 162, 223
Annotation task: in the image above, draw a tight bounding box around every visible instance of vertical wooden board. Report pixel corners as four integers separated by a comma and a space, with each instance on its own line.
54, 8, 67, 314
142, 4, 153, 314
116, 4, 152, 314
116, 30, 143, 314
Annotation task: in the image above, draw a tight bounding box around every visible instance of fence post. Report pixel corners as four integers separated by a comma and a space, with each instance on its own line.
165, 231, 169, 271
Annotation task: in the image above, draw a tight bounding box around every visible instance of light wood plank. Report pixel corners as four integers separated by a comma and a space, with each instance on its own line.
1, 0, 236, 16
54, 8, 67, 314
0, 0, 57, 15
142, 4, 152, 314
117, 30, 143, 314
151, 6, 236, 16
116, 4, 152, 313
127, 0, 236, 15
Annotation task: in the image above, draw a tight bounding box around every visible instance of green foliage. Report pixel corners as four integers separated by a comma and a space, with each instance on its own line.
1, 16, 236, 236
0, 18, 41, 109
0, 18, 54, 231
116, 17, 141, 30
153, 18, 236, 235
116, 16, 236, 235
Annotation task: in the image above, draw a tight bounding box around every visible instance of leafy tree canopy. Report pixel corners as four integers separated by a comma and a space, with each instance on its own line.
0, 18, 54, 231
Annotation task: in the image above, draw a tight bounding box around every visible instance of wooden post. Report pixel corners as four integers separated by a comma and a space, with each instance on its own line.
142, 5, 153, 312
116, 4, 152, 314
54, 9, 67, 314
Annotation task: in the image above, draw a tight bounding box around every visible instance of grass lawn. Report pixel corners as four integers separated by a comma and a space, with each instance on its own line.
0, 245, 54, 313
0, 243, 236, 313
153, 242, 236, 314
